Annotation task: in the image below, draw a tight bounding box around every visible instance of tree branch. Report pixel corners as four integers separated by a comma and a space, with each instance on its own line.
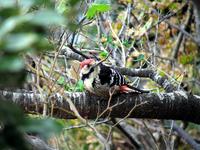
173, 123, 200, 150
172, 3, 193, 59
59, 49, 177, 92
113, 67, 177, 92
1, 90, 200, 124
111, 118, 141, 149
191, 0, 200, 43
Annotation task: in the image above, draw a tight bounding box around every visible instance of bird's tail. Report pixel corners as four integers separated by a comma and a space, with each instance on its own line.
119, 85, 149, 93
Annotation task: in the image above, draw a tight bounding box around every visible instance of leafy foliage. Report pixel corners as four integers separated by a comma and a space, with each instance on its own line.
86, 0, 111, 19
23, 118, 63, 139
0, 100, 63, 149
0, 0, 65, 149
133, 54, 145, 62
1, 0, 200, 149
0, 0, 65, 87
99, 50, 109, 59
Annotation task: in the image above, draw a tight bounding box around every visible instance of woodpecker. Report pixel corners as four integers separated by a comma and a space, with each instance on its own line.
80, 59, 148, 97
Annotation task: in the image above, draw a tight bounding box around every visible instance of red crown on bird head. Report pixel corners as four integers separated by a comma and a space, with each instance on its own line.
80, 59, 95, 69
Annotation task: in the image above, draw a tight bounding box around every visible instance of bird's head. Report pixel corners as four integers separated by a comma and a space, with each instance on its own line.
80, 59, 95, 69
80, 59, 96, 75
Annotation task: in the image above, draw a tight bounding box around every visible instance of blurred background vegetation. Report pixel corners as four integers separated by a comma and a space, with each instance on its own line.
0, 0, 200, 149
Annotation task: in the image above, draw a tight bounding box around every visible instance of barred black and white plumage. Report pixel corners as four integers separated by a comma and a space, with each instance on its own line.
80, 59, 148, 97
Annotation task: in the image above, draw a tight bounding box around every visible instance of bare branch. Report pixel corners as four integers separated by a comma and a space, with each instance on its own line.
173, 123, 200, 150
171, 3, 193, 59
165, 20, 199, 45
67, 44, 90, 59
111, 118, 141, 149
191, 0, 200, 43
113, 67, 177, 92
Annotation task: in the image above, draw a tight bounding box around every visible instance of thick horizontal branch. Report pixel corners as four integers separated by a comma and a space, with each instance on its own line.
0, 90, 200, 124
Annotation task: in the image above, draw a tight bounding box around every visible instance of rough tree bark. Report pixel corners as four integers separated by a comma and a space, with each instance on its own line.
0, 90, 200, 124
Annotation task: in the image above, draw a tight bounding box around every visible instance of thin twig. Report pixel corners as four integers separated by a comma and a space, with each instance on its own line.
63, 119, 110, 130
142, 121, 160, 150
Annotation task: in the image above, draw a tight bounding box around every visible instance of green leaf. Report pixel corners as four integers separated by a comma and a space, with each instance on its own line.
106, 35, 113, 43
0, 101, 29, 149
5, 33, 38, 52
75, 80, 84, 92
0, 100, 24, 125
0, 70, 26, 87
56, 0, 69, 14
22, 118, 63, 139
99, 50, 108, 58
34, 36, 54, 51
0, 0, 16, 8
86, 3, 111, 19
123, 40, 131, 47
179, 55, 193, 65
133, 54, 145, 62
18, 0, 35, 12
169, 3, 178, 10
0, 7, 20, 18
57, 76, 65, 85
0, 55, 24, 71
159, 71, 165, 77
0, 15, 31, 38
31, 9, 65, 26
68, 0, 80, 6
78, 80, 84, 91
